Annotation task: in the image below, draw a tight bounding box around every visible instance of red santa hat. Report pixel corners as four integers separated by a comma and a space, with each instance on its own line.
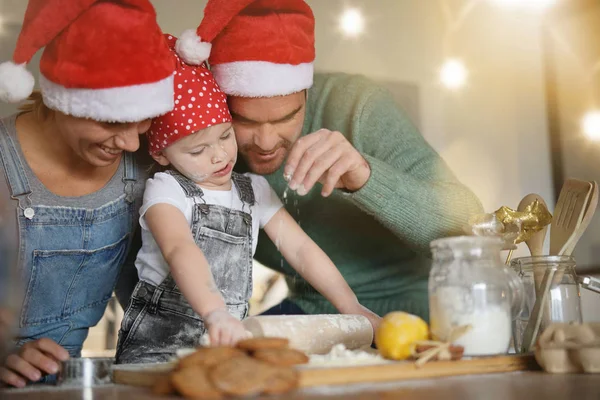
147, 35, 231, 155
0, 0, 176, 122
176, 0, 315, 98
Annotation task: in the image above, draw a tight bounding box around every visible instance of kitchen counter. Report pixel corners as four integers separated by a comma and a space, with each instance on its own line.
2, 372, 599, 399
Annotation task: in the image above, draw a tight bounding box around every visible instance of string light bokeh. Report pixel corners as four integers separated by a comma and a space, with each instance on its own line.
339, 8, 364, 38
440, 59, 468, 90
583, 112, 600, 141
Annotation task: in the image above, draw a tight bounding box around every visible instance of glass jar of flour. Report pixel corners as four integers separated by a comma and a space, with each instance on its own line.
429, 236, 524, 356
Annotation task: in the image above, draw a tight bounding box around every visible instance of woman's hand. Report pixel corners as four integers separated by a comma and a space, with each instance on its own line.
0, 308, 13, 348
0, 338, 69, 388
204, 309, 249, 347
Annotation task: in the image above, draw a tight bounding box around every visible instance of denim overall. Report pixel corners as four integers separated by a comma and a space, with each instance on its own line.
0, 122, 138, 382
116, 171, 255, 364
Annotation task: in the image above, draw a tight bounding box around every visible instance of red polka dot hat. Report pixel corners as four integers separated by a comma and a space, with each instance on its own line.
147, 35, 232, 155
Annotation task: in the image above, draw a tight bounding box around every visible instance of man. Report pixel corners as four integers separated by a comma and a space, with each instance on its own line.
176, 0, 483, 320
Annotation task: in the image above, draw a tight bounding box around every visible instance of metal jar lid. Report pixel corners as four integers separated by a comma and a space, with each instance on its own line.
57, 357, 114, 387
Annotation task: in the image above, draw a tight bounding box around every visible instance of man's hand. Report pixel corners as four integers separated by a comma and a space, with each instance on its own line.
1, 338, 69, 388
284, 129, 371, 197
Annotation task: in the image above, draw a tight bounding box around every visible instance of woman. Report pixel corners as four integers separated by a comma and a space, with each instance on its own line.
0, 0, 175, 387
1, 192, 17, 363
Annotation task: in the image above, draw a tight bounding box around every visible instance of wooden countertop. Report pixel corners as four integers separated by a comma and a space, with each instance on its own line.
2, 372, 599, 399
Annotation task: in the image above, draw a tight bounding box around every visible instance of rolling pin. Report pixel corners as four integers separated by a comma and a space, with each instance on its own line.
242, 314, 373, 355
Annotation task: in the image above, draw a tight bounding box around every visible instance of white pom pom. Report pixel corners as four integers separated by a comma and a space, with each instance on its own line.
175, 29, 212, 65
0, 61, 35, 103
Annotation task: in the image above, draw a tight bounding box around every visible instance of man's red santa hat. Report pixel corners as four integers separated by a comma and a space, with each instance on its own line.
0, 0, 176, 122
176, 0, 315, 98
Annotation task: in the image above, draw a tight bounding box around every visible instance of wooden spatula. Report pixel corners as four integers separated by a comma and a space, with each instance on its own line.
560, 181, 598, 256
550, 179, 593, 288
549, 179, 593, 255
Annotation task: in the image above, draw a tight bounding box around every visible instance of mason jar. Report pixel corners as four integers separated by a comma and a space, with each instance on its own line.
510, 256, 583, 353
429, 236, 524, 356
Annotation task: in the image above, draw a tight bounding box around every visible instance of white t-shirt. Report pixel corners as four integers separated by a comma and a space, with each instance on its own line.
135, 172, 283, 286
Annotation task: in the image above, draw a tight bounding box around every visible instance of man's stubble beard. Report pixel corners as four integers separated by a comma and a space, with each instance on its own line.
240, 149, 288, 175
239, 140, 292, 175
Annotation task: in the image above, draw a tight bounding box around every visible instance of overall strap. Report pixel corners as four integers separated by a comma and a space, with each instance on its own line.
0, 119, 34, 218
166, 170, 205, 199
122, 152, 137, 203
231, 172, 255, 207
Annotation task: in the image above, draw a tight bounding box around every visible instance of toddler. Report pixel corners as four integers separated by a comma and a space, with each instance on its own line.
115, 35, 379, 364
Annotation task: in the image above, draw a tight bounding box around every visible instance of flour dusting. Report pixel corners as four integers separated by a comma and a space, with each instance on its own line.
306, 343, 387, 368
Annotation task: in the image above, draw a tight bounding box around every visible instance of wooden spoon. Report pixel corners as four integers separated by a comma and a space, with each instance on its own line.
517, 194, 549, 292
518, 194, 549, 257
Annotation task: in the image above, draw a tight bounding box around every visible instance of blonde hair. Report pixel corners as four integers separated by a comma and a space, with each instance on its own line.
17, 91, 52, 122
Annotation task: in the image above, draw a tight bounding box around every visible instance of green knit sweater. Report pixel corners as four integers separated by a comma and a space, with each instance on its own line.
250, 73, 483, 321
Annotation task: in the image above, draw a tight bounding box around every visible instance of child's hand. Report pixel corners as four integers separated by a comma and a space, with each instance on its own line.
342, 303, 382, 335
204, 309, 249, 346
361, 307, 382, 335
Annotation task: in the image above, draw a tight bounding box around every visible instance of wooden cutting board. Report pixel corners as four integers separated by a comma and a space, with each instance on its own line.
113, 354, 538, 388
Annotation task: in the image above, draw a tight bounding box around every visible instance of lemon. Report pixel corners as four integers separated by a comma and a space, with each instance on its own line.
375, 311, 429, 360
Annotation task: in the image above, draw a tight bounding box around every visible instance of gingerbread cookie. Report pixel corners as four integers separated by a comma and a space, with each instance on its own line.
171, 366, 223, 400
152, 374, 175, 396
253, 347, 310, 366
236, 337, 289, 352
263, 367, 300, 395
178, 346, 246, 369
209, 356, 275, 396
